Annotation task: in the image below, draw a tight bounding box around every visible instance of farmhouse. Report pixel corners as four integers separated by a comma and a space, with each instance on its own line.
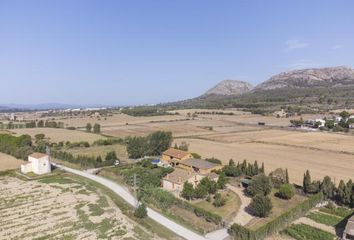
21, 152, 51, 175
161, 148, 192, 165
343, 215, 354, 240
162, 168, 219, 194
177, 158, 223, 174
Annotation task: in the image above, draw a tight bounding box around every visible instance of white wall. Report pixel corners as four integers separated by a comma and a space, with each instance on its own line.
27, 156, 51, 175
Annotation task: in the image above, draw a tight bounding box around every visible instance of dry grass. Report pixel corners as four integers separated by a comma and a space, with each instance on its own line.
192, 190, 241, 223
13, 128, 103, 143
174, 137, 354, 185
66, 144, 129, 163
0, 153, 25, 171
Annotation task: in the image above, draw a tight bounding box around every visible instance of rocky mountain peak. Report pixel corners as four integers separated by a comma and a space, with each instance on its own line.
203, 80, 253, 96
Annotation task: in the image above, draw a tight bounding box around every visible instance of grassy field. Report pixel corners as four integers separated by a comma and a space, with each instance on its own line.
0, 152, 25, 171
13, 128, 103, 143
306, 212, 343, 227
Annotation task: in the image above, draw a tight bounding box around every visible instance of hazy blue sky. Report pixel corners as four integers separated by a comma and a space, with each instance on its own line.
1, 1, 353, 106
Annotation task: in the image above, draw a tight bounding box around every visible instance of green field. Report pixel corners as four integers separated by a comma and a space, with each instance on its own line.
284, 224, 336, 240
307, 212, 343, 227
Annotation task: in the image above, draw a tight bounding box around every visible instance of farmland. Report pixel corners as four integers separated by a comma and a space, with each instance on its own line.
5, 109, 354, 186
13, 128, 103, 144
0, 152, 25, 171
0, 173, 163, 240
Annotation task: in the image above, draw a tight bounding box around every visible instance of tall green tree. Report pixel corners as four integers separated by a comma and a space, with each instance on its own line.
181, 182, 194, 200
247, 174, 272, 196
285, 168, 290, 184
37, 120, 44, 128
303, 170, 311, 193
320, 176, 335, 199
93, 123, 101, 133
217, 172, 228, 189
249, 194, 273, 217
86, 123, 92, 132
147, 131, 172, 156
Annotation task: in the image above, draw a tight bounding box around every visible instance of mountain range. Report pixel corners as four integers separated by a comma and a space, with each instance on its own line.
167, 66, 354, 112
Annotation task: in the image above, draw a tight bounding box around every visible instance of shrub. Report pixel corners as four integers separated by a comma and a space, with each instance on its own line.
249, 194, 273, 217
213, 193, 226, 207
134, 203, 147, 218
277, 184, 295, 200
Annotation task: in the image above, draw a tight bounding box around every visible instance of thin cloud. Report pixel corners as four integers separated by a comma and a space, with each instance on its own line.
285, 39, 309, 51
286, 60, 322, 70
332, 44, 343, 50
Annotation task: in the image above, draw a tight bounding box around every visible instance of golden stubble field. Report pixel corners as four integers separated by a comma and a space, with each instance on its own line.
13, 128, 103, 143
0, 153, 25, 171
173, 136, 354, 185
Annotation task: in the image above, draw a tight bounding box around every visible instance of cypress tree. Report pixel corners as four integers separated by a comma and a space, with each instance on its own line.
285, 168, 289, 184
260, 162, 265, 174
303, 170, 311, 193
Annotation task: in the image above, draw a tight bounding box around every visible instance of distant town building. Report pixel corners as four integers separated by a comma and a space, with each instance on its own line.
21, 152, 51, 175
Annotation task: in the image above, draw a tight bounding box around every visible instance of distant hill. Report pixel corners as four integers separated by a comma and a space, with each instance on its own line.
163, 66, 354, 113
255, 66, 354, 90
203, 80, 253, 96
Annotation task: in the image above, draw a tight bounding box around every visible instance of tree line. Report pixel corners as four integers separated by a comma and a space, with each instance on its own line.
303, 170, 354, 208
0, 134, 33, 159
126, 131, 173, 158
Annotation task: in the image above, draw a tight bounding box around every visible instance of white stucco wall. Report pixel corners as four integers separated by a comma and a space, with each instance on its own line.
24, 156, 51, 175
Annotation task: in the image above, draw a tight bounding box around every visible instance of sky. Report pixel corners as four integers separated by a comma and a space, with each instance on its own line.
0, 0, 354, 106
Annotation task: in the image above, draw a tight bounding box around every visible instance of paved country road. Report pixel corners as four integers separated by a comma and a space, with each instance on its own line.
52, 163, 229, 240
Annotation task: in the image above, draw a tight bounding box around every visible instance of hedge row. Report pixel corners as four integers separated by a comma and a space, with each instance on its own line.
175, 198, 223, 225
228, 192, 324, 240
140, 185, 223, 226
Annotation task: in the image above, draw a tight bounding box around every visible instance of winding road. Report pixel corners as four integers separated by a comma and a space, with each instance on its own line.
52, 163, 229, 240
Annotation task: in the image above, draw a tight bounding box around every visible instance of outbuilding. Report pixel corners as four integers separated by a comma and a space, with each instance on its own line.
21, 152, 51, 175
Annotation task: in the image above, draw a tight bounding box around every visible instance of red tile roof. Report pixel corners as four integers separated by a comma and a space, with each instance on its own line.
162, 148, 191, 159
